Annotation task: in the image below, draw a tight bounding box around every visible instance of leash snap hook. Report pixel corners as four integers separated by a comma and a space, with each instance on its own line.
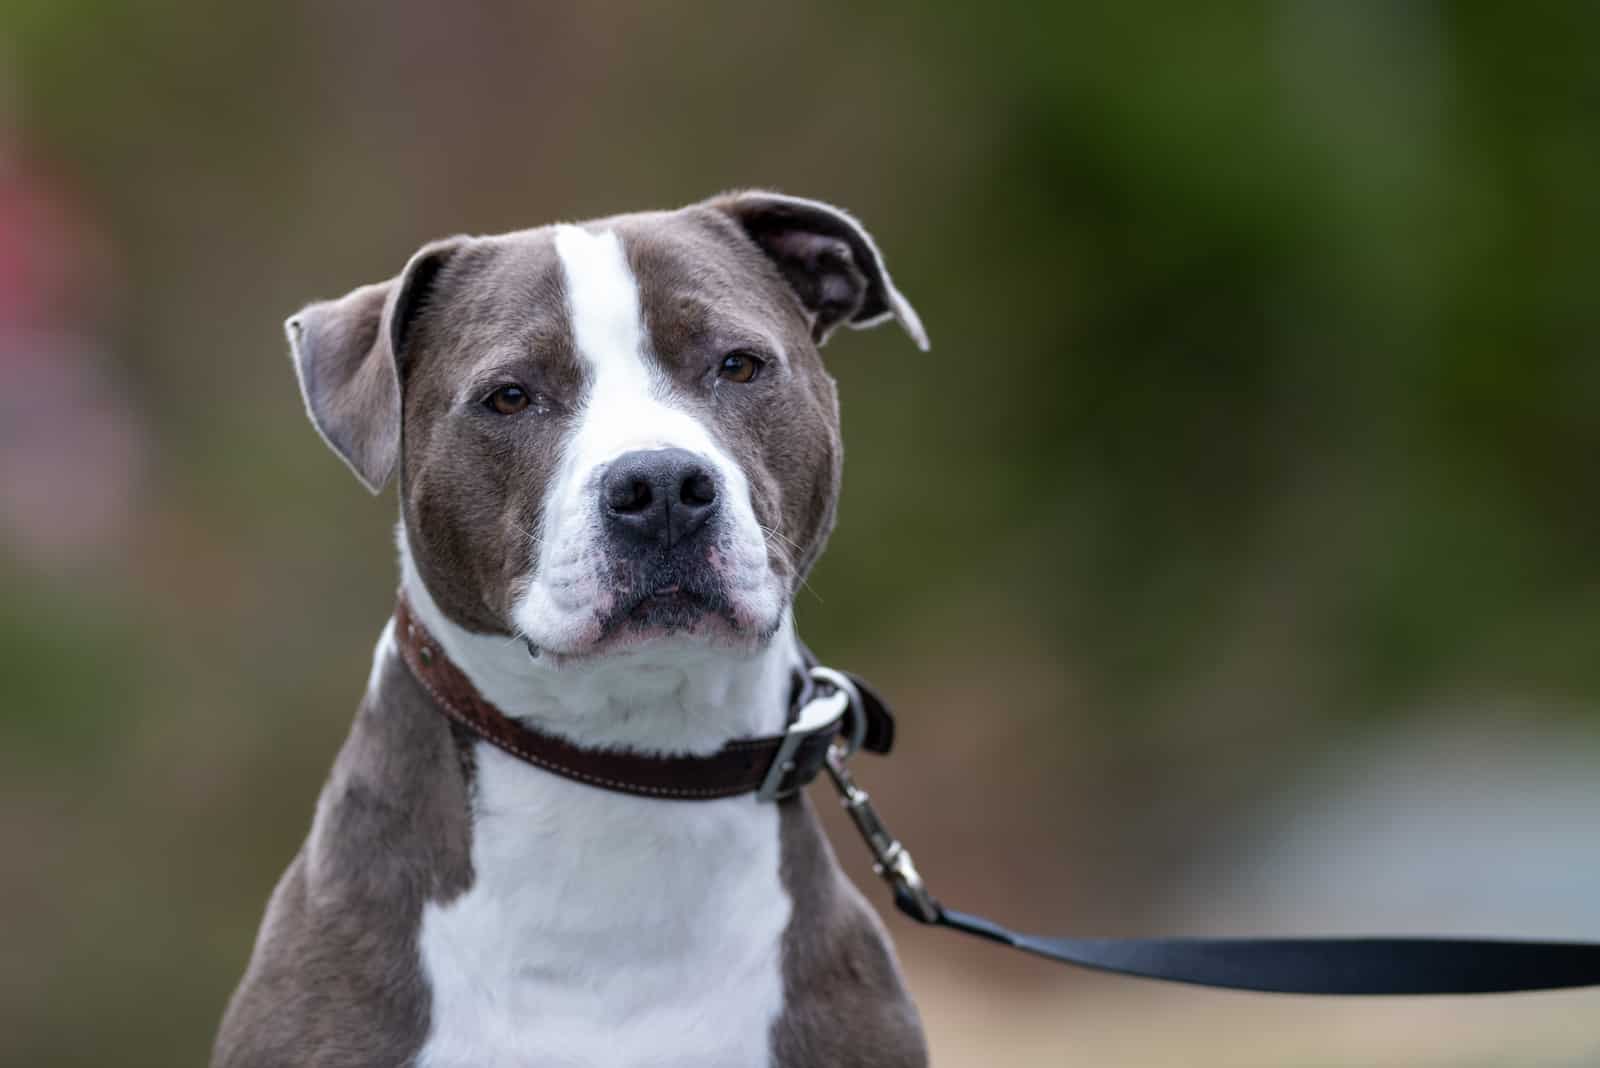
823, 744, 942, 924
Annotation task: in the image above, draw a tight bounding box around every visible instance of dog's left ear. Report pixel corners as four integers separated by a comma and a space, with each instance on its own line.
709, 192, 929, 351
285, 237, 464, 494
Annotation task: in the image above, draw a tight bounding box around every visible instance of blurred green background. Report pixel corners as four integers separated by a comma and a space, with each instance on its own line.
3, 3, 1599, 1065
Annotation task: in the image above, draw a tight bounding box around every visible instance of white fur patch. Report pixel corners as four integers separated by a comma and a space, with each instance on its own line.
412, 742, 790, 1068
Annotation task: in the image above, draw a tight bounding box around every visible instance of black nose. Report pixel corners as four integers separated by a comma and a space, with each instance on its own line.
601, 448, 720, 549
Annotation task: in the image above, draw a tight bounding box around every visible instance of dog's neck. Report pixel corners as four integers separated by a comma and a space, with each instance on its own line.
395, 528, 800, 756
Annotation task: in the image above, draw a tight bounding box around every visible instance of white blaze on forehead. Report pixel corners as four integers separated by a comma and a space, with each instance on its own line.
552, 223, 702, 463
554, 224, 650, 385
549, 222, 749, 482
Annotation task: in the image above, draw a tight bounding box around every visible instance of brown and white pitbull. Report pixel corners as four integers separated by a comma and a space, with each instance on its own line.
213, 193, 931, 1067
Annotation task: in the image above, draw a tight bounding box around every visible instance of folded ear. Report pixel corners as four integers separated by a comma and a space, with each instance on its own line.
285, 238, 463, 493
708, 191, 929, 351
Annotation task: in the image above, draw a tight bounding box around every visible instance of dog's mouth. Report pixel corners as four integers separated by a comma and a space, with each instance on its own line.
596, 559, 739, 642
624, 584, 723, 628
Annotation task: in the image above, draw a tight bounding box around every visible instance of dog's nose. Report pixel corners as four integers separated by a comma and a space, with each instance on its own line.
601, 448, 719, 549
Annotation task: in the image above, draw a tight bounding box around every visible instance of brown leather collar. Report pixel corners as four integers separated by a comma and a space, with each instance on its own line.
393, 595, 871, 802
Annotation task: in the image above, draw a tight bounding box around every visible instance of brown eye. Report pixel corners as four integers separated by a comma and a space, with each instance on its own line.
718, 351, 763, 384
485, 385, 531, 415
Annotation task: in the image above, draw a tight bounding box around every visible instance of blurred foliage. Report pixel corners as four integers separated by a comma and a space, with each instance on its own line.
906, 3, 1600, 719
2, 2, 1598, 1064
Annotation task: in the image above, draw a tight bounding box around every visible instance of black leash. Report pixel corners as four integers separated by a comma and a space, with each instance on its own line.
927, 908, 1600, 995
819, 683, 1600, 996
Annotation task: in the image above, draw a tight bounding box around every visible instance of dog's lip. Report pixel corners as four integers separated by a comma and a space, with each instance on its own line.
631, 585, 701, 613
617, 583, 721, 625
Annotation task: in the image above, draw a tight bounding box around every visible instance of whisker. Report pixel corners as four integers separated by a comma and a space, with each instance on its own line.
762, 526, 823, 604
760, 524, 805, 555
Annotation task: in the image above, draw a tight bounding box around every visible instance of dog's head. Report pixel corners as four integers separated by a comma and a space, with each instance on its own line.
288, 193, 925, 662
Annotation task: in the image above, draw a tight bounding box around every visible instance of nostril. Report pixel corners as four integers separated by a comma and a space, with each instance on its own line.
681, 471, 717, 509
600, 449, 717, 546
609, 478, 653, 514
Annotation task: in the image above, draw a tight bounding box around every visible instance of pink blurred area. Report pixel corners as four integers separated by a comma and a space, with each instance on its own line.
0, 128, 144, 566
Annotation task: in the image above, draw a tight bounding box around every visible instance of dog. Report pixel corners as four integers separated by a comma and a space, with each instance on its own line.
213, 192, 931, 1067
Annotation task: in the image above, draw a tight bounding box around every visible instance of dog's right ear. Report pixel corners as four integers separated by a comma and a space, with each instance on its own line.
285, 238, 463, 494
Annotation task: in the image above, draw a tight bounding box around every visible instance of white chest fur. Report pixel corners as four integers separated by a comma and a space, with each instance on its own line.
413, 745, 791, 1068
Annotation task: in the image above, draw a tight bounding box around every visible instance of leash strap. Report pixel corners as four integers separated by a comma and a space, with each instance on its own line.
822, 733, 1600, 995
925, 907, 1600, 994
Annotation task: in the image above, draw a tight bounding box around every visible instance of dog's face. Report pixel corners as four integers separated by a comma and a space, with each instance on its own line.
287, 194, 925, 661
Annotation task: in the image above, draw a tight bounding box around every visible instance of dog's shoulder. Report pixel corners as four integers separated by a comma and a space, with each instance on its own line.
771, 795, 929, 1068
211, 845, 434, 1068
213, 655, 475, 1068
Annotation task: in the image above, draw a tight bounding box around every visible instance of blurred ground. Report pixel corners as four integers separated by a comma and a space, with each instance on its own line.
3, 2, 1599, 1064
914, 967, 1600, 1067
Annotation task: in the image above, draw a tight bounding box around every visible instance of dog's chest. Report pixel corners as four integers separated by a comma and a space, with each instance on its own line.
413, 743, 792, 1068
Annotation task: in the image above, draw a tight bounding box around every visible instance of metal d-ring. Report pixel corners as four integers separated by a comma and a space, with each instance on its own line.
807, 665, 867, 760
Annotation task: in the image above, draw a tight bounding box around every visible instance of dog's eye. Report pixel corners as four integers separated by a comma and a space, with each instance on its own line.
485, 385, 531, 415
717, 351, 764, 384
